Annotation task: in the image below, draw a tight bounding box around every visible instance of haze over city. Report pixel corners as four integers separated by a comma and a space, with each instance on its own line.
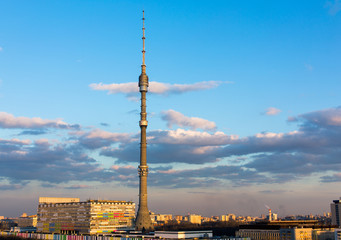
0, 0, 340, 218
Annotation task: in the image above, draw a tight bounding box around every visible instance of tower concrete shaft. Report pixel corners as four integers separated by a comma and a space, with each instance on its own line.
135, 11, 154, 232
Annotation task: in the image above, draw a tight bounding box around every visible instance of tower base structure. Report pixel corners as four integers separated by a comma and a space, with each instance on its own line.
135, 207, 154, 232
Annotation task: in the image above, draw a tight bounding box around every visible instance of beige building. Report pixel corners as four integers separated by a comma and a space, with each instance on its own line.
188, 214, 202, 224
153, 214, 172, 224
280, 228, 312, 240
174, 215, 183, 223
220, 214, 236, 221
37, 197, 135, 234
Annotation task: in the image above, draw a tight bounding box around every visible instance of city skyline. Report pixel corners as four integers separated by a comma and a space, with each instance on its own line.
0, 0, 341, 218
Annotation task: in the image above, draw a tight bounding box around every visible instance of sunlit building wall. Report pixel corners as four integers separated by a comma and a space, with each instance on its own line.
220, 214, 236, 221
188, 214, 202, 224
280, 228, 312, 240
37, 199, 135, 234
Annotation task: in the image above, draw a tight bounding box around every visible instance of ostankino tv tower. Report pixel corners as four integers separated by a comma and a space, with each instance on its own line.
135, 11, 154, 232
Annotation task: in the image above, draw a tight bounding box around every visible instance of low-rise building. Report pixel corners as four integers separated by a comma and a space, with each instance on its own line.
0, 219, 17, 230
237, 228, 280, 240
236, 220, 333, 240
280, 228, 312, 240
155, 230, 213, 239
312, 229, 335, 240
18, 215, 37, 228
152, 214, 173, 225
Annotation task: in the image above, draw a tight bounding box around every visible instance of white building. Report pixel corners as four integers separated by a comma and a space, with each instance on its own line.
155, 230, 213, 239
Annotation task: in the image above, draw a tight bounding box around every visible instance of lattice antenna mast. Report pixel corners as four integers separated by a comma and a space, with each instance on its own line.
142, 10, 146, 73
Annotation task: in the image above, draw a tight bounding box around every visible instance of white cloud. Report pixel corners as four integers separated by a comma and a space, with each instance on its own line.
304, 63, 313, 71
264, 107, 281, 116
73, 129, 131, 149
0, 112, 79, 129
290, 106, 341, 127
111, 165, 135, 170
325, 0, 341, 15
83, 129, 130, 141
149, 129, 236, 146
0, 138, 31, 145
90, 82, 137, 94
64, 184, 91, 189
161, 109, 217, 131
149, 81, 221, 94
89, 81, 223, 97
0, 47, 3, 52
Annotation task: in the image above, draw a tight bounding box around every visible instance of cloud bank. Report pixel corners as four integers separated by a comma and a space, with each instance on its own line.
161, 109, 217, 131
89, 81, 222, 98
1, 107, 341, 190
0, 112, 79, 130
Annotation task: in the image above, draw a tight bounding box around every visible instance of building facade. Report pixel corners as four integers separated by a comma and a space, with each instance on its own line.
37, 198, 135, 234
331, 199, 341, 227
18, 215, 37, 228
236, 229, 280, 240
188, 214, 202, 224
335, 229, 341, 240
220, 214, 236, 221
280, 228, 312, 240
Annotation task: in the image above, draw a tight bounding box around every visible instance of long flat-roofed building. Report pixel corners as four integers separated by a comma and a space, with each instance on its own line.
37, 198, 135, 234
39, 197, 80, 204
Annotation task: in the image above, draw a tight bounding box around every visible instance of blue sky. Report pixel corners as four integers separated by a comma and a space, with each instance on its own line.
0, 0, 341, 218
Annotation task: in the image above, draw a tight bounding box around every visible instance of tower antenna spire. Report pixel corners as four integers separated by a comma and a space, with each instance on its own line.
142, 10, 146, 73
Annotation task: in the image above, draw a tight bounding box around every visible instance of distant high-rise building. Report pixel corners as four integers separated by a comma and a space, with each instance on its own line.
220, 214, 236, 221
188, 214, 202, 224
174, 215, 183, 223
331, 198, 341, 227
